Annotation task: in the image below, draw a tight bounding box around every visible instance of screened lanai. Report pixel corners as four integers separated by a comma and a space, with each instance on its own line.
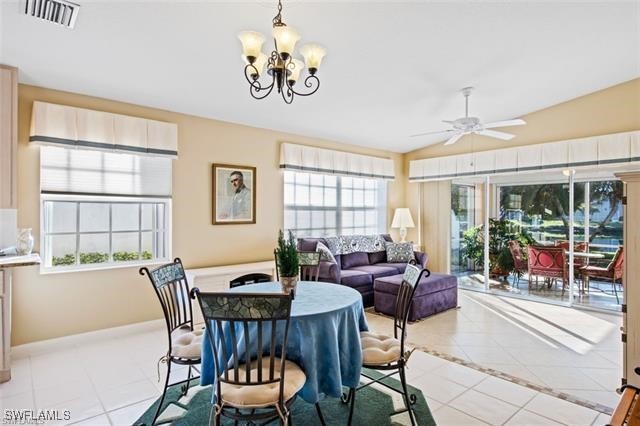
409, 130, 640, 312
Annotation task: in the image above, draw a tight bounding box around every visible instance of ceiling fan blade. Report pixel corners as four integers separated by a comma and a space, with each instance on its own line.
443, 133, 464, 146
410, 129, 456, 138
483, 119, 526, 129
442, 120, 455, 124
475, 129, 515, 140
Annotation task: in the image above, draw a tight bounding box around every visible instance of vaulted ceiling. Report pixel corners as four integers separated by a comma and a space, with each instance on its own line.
2, 1, 639, 153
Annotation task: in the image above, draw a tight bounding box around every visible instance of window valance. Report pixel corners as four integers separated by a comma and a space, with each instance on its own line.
29, 101, 178, 158
279, 142, 395, 180
409, 131, 640, 182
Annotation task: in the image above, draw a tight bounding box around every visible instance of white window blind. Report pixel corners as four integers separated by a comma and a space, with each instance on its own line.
40, 145, 172, 197
284, 170, 387, 237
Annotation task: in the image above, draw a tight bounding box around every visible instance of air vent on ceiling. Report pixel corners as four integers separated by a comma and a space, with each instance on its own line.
24, 0, 80, 29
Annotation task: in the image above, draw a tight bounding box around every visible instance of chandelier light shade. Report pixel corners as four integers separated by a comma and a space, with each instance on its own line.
238, 31, 266, 60
239, 0, 326, 104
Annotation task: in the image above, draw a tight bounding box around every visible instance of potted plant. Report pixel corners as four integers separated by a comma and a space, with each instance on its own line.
276, 230, 299, 295
462, 219, 535, 279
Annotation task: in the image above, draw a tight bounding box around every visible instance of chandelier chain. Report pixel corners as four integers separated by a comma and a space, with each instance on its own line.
272, 0, 285, 27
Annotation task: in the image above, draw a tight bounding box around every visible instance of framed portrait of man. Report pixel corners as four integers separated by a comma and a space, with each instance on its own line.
212, 163, 256, 225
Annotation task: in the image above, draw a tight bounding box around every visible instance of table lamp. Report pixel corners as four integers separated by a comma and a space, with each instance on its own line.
391, 208, 415, 243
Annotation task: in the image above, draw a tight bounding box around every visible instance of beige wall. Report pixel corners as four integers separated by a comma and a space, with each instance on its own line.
405, 78, 640, 260
11, 78, 640, 344
419, 181, 451, 273
12, 84, 405, 345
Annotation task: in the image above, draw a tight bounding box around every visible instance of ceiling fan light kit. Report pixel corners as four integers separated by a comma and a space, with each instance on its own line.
411, 87, 527, 146
238, 0, 327, 104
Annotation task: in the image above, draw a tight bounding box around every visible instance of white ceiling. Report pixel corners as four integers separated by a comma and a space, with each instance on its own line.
2, 1, 639, 153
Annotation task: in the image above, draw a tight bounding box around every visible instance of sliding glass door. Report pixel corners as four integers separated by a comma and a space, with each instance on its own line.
452, 177, 623, 311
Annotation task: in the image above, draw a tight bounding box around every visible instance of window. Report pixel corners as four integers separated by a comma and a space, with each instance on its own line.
451, 184, 475, 273
498, 180, 623, 252
40, 146, 172, 271
283, 171, 387, 237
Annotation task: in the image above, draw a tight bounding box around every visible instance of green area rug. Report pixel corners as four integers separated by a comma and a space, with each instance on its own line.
135, 372, 436, 425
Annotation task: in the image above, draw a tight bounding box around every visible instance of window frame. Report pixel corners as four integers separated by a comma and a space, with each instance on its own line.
283, 171, 388, 237
39, 193, 172, 274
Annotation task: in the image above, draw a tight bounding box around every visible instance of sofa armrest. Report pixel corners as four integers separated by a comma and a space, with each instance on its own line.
414, 251, 428, 268
318, 261, 341, 283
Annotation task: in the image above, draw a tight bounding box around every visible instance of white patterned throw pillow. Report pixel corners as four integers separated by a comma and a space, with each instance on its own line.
385, 242, 415, 263
316, 241, 337, 264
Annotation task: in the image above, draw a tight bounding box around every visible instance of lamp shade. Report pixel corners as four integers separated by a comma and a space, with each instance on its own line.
272, 25, 300, 57
300, 44, 326, 71
238, 31, 265, 59
391, 208, 415, 229
288, 59, 305, 83
243, 53, 268, 78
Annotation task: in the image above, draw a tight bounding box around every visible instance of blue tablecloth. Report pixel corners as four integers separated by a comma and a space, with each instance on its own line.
199, 281, 369, 403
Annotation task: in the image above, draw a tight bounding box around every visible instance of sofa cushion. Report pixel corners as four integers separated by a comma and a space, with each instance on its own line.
385, 242, 416, 263
374, 262, 408, 274
298, 238, 320, 252
340, 269, 373, 287
368, 251, 387, 264
350, 265, 399, 279
374, 272, 457, 297
341, 252, 370, 269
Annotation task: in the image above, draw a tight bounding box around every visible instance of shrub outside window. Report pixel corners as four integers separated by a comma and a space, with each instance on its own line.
41, 196, 170, 272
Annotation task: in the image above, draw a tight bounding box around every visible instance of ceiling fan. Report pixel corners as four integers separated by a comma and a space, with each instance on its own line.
411, 87, 526, 146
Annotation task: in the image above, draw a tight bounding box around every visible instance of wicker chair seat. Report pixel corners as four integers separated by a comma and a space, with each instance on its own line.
220, 359, 306, 408
360, 331, 401, 365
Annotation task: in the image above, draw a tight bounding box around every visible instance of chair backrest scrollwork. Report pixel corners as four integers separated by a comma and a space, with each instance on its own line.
394, 261, 429, 354
140, 258, 195, 347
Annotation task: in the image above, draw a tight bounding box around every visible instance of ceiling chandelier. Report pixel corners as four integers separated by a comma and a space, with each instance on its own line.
238, 0, 327, 104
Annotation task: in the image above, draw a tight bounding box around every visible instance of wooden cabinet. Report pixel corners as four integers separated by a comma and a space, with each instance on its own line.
0, 65, 18, 209
616, 172, 640, 387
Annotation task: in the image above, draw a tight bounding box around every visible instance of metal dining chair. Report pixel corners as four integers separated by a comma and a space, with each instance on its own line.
191, 289, 310, 425
229, 273, 273, 288
343, 260, 429, 426
298, 251, 321, 282
139, 258, 202, 425
274, 249, 321, 282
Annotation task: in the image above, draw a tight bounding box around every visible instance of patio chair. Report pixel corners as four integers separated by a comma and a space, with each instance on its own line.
342, 260, 430, 426
139, 258, 202, 425
580, 247, 624, 304
191, 289, 308, 425
527, 246, 568, 294
555, 240, 590, 292
507, 240, 528, 287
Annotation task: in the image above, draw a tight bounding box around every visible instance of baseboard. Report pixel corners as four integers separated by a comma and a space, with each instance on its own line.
11, 319, 165, 359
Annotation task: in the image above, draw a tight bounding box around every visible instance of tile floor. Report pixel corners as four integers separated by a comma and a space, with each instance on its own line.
457, 273, 623, 312
367, 289, 623, 411
0, 296, 614, 425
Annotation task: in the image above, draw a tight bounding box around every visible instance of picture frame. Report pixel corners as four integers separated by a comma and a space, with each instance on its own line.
212, 163, 256, 225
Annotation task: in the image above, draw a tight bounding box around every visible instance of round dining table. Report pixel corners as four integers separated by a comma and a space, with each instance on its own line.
199, 281, 369, 403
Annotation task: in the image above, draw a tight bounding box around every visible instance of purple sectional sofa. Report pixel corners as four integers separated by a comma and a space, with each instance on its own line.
297, 234, 428, 307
